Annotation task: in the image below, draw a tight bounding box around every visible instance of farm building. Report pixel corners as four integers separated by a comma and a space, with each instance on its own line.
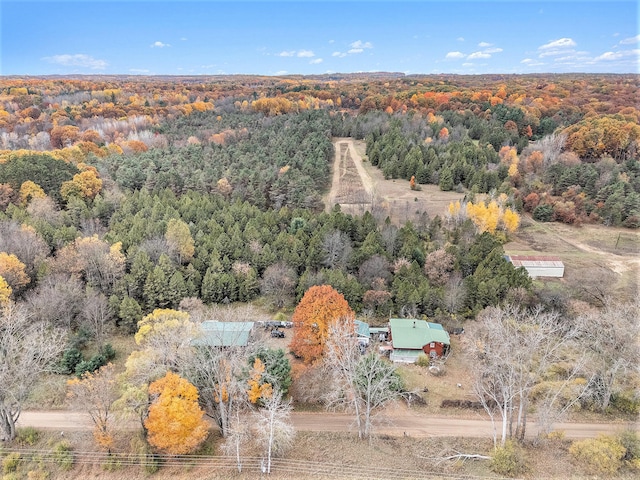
192, 321, 255, 348
506, 255, 565, 278
355, 320, 370, 346
388, 318, 450, 363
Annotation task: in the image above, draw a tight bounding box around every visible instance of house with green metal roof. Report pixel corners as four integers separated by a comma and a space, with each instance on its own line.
191, 321, 255, 348
388, 318, 450, 363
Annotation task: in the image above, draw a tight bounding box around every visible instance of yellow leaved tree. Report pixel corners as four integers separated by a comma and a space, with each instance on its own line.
0, 252, 30, 293
144, 371, 209, 454
0, 275, 11, 306
247, 357, 272, 404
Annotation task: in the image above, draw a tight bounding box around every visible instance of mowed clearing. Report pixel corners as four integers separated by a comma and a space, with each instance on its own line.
326, 138, 466, 223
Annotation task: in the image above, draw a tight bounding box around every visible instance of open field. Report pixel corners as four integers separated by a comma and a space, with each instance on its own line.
326, 138, 466, 224
505, 216, 640, 301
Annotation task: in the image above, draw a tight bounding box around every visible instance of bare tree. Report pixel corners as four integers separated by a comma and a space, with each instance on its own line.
81, 288, 112, 346
67, 363, 120, 450
0, 303, 67, 440
531, 133, 566, 169
444, 273, 466, 315
260, 262, 297, 309
358, 255, 391, 288
468, 304, 582, 447
25, 273, 84, 329
324, 320, 405, 441
575, 299, 640, 411
221, 408, 253, 473
253, 388, 295, 474
321, 230, 352, 269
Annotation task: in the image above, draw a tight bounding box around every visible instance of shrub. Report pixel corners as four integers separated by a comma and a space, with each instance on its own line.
15, 427, 40, 446
102, 454, 122, 472
99, 343, 116, 362
27, 470, 49, 480
619, 430, 640, 469
2, 453, 21, 474
532, 204, 553, 222
52, 440, 74, 470
610, 392, 640, 415
415, 354, 430, 367
569, 435, 625, 475
59, 348, 83, 375
490, 440, 529, 477
74, 353, 106, 377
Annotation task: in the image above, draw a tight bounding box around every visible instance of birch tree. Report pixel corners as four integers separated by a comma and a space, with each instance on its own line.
253, 388, 295, 474
324, 320, 404, 440
0, 303, 67, 440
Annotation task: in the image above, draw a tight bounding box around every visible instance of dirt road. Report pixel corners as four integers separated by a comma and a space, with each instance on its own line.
17, 410, 637, 440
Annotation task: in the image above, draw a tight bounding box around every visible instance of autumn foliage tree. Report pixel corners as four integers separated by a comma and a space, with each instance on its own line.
0, 276, 11, 306
144, 371, 209, 455
0, 252, 30, 293
289, 285, 354, 364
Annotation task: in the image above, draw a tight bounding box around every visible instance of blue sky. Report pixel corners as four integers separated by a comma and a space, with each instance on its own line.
1, 1, 638, 76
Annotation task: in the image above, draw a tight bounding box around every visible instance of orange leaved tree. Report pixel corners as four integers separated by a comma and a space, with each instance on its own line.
144, 371, 209, 454
289, 285, 354, 364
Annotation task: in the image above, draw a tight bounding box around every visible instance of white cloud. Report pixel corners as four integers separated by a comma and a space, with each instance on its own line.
279, 50, 315, 58
42, 54, 107, 69
484, 47, 503, 54
462, 62, 473, 67
332, 51, 347, 58
309, 58, 323, 64
151, 41, 170, 48
468, 51, 491, 59
478, 42, 492, 47
348, 48, 364, 54
521, 58, 534, 64
180, 37, 188, 41
350, 40, 373, 49
445, 51, 465, 59
620, 35, 640, 45
595, 51, 623, 61
129, 68, 149, 73
457, 37, 465, 42
329, 39, 335, 44
594, 49, 639, 61
538, 38, 578, 58
274, 71, 288, 76
539, 38, 576, 50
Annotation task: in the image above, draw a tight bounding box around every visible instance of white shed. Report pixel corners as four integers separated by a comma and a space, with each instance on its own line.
507, 255, 564, 278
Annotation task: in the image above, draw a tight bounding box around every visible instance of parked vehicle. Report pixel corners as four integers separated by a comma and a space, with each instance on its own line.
271, 329, 285, 338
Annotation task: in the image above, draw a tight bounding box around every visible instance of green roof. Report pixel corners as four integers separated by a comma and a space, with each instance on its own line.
389, 318, 450, 349
192, 321, 254, 347
389, 349, 423, 362
355, 320, 370, 338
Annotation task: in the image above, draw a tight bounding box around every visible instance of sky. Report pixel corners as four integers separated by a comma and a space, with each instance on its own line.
1, 1, 638, 76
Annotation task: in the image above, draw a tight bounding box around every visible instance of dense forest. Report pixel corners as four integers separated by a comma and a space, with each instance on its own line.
0, 73, 638, 324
